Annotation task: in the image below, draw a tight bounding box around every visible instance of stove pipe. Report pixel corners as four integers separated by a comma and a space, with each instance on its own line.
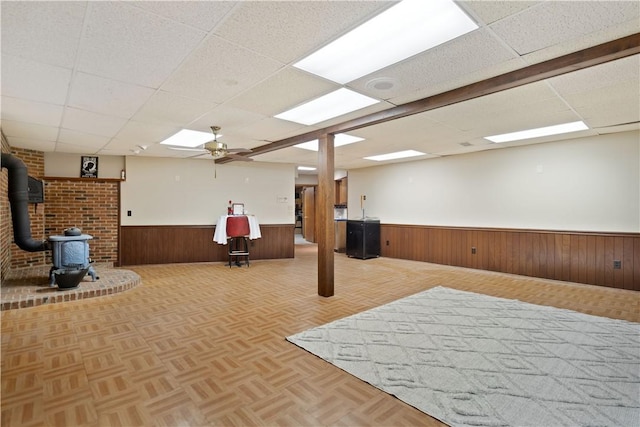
1, 153, 49, 252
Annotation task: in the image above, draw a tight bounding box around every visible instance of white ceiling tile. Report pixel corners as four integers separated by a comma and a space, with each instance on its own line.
131, 91, 218, 127
100, 139, 153, 155
161, 35, 283, 103
295, 100, 394, 130
149, 145, 205, 159
1, 1, 638, 168
521, 19, 640, 65
188, 105, 268, 135
490, 1, 640, 55
488, 129, 598, 151
387, 56, 527, 106
227, 68, 339, 117
366, 128, 472, 158
1, 55, 72, 104
560, 80, 640, 111
5, 137, 56, 152
467, 105, 581, 136
228, 118, 312, 144
1, 97, 64, 127
95, 147, 131, 156
579, 102, 640, 129
431, 142, 501, 157
62, 108, 128, 138
253, 147, 318, 166
351, 29, 519, 103
67, 72, 155, 118
427, 96, 581, 137
548, 55, 640, 96
57, 129, 110, 150
102, 142, 175, 158
359, 80, 588, 146
170, 117, 270, 152
459, 1, 542, 25
214, 1, 393, 64
424, 81, 557, 125
349, 113, 441, 142
133, 1, 238, 32
114, 120, 182, 147
99, 139, 138, 152
0, 2, 86, 68
77, 2, 207, 88
595, 123, 640, 135
1, 120, 59, 141
54, 141, 101, 155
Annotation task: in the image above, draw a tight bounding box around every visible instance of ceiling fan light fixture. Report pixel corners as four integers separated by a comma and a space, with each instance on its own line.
204, 140, 229, 158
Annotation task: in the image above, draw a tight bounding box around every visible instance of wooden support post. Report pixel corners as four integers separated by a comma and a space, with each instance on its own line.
317, 133, 335, 297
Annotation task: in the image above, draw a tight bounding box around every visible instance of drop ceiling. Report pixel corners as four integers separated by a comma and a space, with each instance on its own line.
1, 1, 639, 171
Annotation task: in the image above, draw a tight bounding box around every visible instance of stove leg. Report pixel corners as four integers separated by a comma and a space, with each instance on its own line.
48, 267, 57, 287
87, 266, 99, 281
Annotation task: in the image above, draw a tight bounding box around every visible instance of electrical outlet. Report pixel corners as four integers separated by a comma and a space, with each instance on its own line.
471, 247, 476, 254
127, 210, 132, 217
613, 260, 622, 269
386, 240, 390, 246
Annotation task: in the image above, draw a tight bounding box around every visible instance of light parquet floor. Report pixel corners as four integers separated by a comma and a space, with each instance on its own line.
2, 242, 639, 426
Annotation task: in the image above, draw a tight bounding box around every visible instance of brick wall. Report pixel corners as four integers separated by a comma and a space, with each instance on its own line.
44, 179, 119, 264
1, 145, 47, 271
2, 133, 120, 278
1, 132, 12, 279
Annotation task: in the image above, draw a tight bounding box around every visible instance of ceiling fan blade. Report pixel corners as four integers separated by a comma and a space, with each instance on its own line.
227, 148, 252, 153
226, 153, 253, 161
188, 152, 212, 159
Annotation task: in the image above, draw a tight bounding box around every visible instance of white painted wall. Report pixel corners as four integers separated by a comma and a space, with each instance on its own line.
121, 157, 295, 225
348, 131, 640, 232
45, 152, 125, 179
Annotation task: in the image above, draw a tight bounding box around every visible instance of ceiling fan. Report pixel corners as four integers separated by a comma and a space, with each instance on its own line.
169, 126, 253, 162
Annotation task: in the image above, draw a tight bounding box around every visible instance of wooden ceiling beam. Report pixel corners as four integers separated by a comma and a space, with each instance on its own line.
217, 32, 640, 164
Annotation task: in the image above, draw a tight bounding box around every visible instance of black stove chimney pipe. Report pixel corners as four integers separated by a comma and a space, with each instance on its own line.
1, 153, 49, 252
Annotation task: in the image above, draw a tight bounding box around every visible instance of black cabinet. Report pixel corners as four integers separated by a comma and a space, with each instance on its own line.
346, 219, 380, 259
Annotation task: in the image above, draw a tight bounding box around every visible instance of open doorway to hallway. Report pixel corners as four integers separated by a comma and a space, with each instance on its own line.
295, 174, 348, 248
295, 185, 315, 244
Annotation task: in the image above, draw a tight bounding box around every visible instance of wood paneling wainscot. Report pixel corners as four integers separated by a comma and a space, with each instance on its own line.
380, 224, 640, 291
119, 224, 295, 266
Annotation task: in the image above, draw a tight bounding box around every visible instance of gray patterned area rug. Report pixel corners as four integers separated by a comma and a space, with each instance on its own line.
286, 286, 640, 426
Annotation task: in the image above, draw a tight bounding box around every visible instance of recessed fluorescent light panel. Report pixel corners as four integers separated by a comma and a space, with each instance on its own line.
297, 166, 316, 171
484, 121, 589, 143
364, 150, 426, 162
294, 133, 365, 151
159, 129, 214, 148
275, 88, 379, 125
294, 0, 478, 84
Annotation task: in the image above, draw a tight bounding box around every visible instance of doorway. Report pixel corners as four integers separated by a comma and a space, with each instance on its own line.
296, 185, 316, 244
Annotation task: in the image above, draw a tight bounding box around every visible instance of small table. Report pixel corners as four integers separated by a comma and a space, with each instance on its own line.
213, 215, 261, 244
